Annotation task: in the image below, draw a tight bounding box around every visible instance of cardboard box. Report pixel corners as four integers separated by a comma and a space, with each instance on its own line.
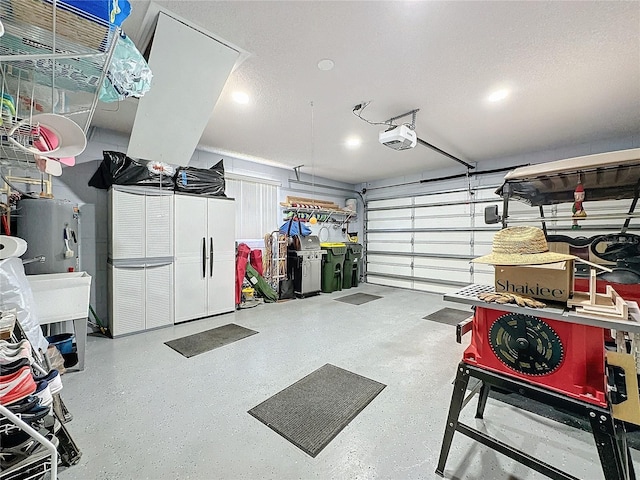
494, 260, 574, 303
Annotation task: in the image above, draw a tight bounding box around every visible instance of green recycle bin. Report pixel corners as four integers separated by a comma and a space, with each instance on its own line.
342, 243, 363, 289
320, 243, 346, 293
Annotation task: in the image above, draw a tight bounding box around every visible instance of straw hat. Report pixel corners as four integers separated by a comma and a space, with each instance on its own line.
472, 226, 575, 265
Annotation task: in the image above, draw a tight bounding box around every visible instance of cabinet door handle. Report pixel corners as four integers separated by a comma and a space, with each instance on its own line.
210, 237, 214, 277
202, 237, 206, 278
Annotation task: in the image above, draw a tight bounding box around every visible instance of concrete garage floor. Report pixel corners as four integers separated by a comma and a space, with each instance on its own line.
57, 284, 639, 479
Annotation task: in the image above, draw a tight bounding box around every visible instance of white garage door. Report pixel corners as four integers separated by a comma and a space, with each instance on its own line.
366, 183, 640, 295
365, 187, 500, 294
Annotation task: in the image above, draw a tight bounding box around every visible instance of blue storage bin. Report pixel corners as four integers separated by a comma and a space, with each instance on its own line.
46, 333, 75, 354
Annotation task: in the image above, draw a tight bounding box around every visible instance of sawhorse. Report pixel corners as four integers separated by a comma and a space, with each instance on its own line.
436, 362, 636, 480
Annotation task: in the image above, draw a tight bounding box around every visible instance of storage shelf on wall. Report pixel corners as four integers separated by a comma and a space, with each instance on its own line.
0, 0, 119, 174
282, 206, 357, 223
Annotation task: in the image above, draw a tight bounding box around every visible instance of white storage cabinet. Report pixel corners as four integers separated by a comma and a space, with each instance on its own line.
108, 188, 175, 336
174, 194, 236, 323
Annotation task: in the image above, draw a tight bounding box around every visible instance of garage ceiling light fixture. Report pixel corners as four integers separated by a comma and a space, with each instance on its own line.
232, 91, 249, 104
345, 136, 361, 149
487, 88, 509, 102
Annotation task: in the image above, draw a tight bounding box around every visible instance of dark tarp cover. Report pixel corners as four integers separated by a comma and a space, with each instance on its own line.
88, 151, 174, 190
174, 160, 226, 196
89, 152, 226, 196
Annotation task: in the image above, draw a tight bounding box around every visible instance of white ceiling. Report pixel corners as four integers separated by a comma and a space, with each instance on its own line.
92, 0, 640, 184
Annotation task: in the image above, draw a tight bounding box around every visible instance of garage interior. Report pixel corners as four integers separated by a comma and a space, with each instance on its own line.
1, 1, 640, 479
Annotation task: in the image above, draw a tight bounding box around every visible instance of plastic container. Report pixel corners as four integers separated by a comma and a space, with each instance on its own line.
46, 333, 75, 354
345, 199, 357, 211
343, 243, 363, 289
320, 243, 347, 293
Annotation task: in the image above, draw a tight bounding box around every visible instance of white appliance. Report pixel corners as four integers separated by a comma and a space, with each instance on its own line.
174, 194, 235, 323
108, 187, 174, 336
378, 124, 417, 151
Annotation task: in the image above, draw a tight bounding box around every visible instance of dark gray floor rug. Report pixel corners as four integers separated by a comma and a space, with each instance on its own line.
165, 323, 258, 358
248, 364, 386, 457
335, 293, 382, 305
423, 307, 472, 326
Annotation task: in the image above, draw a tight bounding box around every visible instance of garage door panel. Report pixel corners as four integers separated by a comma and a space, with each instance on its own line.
546, 228, 640, 237
474, 270, 495, 286
556, 199, 632, 214
414, 192, 470, 205
474, 230, 500, 244
413, 266, 470, 284
368, 198, 412, 209
413, 243, 470, 255
473, 242, 493, 256
474, 187, 503, 201
367, 232, 410, 242
367, 276, 413, 289
367, 255, 412, 266
414, 231, 472, 244
368, 209, 412, 220
415, 204, 471, 216
414, 257, 470, 270
367, 242, 412, 253
367, 263, 412, 276
414, 216, 472, 229
367, 219, 413, 230
555, 203, 635, 227
473, 264, 494, 275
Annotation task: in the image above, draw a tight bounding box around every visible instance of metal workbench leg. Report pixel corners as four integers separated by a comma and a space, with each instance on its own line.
72, 316, 87, 371
475, 383, 490, 419
628, 447, 636, 480
589, 410, 633, 480
436, 364, 470, 477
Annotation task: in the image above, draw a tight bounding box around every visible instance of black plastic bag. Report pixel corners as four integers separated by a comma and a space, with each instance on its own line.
174, 160, 226, 196
88, 151, 175, 190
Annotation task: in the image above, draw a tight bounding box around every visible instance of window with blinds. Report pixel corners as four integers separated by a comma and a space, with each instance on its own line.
225, 177, 279, 241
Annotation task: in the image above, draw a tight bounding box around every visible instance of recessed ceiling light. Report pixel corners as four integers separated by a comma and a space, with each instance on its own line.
232, 91, 249, 104
345, 137, 361, 149
317, 59, 335, 71
487, 89, 509, 102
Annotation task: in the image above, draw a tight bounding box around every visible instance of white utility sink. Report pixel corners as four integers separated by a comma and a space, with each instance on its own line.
27, 271, 91, 372
27, 272, 91, 325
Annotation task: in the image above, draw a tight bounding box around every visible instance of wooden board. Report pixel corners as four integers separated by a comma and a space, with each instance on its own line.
606, 351, 640, 425
280, 202, 345, 212
285, 196, 341, 209
569, 285, 628, 320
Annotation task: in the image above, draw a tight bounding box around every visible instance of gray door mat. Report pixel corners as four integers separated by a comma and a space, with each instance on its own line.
423, 307, 472, 326
248, 364, 386, 457
165, 323, 258, 358
334, 293, 382, 305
